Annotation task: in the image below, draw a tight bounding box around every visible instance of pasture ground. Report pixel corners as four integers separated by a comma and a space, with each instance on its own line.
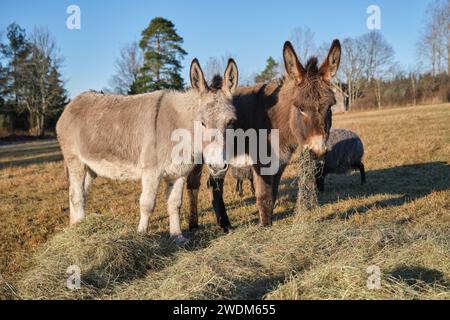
0, 103, 449, 299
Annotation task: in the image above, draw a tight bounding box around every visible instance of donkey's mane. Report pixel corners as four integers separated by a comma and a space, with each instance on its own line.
277, 56, 321, 86
305, 57, 320, 77
210, 74, 223, 90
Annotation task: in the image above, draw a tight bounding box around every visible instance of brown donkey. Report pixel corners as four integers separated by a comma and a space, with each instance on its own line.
187, 40, 341, 231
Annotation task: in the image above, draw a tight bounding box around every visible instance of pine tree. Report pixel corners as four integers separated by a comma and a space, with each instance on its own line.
255, 56, 279, 83
0, 23, 31, 108
44, 65, 68, 132
134, 17, 187, 92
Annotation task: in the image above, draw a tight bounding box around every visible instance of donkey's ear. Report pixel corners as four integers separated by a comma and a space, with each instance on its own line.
190, 58, 209, 93
283, 41, 305, 84
320, 39, 341, 81
223, 58, 239, 95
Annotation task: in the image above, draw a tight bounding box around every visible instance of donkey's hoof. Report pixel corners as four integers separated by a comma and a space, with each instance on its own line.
221, 225, 233, 233
171, 234, 190, 246
189, 223, 199, 231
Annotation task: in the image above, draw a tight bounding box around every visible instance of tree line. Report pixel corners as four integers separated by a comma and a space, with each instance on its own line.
0, 17, 188, 137
1, 0, 449, 136
252, 0, 450, 111
0, 23, 67, 137
110, 1, 449, 112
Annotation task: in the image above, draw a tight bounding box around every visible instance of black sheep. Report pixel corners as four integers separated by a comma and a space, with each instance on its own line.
315, 129, 365, 192
231, 167, 255, 197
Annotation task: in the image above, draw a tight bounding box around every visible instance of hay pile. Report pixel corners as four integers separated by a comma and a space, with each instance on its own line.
112, 221, 315, 300
296, 150, 318, 213
16, 215, 166, 300
13, 209, 450, 300
111, 215, 450, 300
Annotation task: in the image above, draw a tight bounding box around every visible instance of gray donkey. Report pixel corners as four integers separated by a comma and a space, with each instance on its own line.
56, 59, 238, 244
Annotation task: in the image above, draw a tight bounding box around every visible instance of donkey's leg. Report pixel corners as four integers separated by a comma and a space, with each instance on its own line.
67, 157, 87, 226
237, 179, 244, 197
271, 164, 287, 203
83, 167, 97, 203
249, 177, 255, 196
187, 189, 199, 230
138, 171, 160, 233
235, 179, 240, 194
208, 176, 232, 232
166, 177, 186, 238
187, 164, 203, 230
252, 166, 274, 226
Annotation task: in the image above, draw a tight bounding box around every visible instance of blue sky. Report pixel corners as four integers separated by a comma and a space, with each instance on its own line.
0, 0, 429, 98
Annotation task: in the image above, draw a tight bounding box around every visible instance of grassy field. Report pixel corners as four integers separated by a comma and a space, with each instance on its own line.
1, 103, 449, 300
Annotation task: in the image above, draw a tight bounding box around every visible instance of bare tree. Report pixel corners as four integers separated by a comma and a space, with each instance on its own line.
203, 54, 236, 83
337, 38, 366, 108
108, 41, 143, 94
317, 42, 332, 62
290, 27, 316, 63
20, 27, 66, 136
204, 56, 223, 83
417, 0, 449, 75
358, 31, 395, 109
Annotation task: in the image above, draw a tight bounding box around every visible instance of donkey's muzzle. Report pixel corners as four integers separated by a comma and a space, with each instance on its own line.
208, 163, 229, 177
305, 135, 328, 158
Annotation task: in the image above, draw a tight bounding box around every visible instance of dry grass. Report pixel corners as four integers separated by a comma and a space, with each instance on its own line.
0, 103, 449, 300
15, 214, 167, 300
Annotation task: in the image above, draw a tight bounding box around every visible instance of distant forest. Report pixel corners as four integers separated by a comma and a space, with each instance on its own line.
1, 0, 449, 137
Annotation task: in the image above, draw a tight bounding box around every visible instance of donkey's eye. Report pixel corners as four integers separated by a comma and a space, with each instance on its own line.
297, 106, 307, 115
201, 122, 207, 128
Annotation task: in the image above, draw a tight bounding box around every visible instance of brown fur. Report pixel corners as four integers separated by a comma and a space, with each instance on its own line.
188, 40, 341, 231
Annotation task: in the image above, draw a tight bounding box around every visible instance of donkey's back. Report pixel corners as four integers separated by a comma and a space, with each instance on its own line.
57, 91, 163, 180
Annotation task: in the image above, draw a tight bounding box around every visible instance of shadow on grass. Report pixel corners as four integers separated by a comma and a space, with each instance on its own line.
388, 266, 450, 289
223, 161, 450, 224
232, 276, 287, 300
0, 154, 63, 170
0, 135, 54, 146
317, 161, 450, 221
0, 139, 62, 169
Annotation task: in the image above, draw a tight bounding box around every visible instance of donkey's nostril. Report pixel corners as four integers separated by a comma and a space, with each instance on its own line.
207, 163, 229, 177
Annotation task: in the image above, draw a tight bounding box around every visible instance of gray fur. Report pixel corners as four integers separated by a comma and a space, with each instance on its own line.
56, 59, 239, 241
232, 167, 255, 197
316, 128, 366, 191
